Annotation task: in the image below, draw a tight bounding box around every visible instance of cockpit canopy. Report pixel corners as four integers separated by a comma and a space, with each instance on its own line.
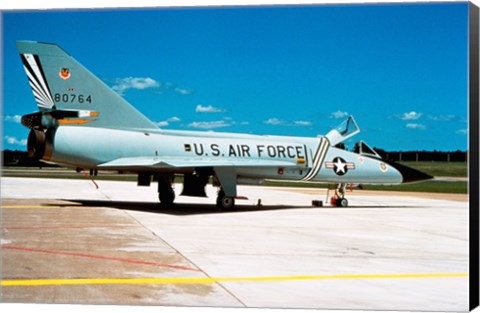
326, 116, 381, 159
353, 140, 381, 158
325, 115, 360, 146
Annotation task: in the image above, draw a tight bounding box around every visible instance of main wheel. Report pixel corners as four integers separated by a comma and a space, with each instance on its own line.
216, 190, 235, 210
159, 188, 175, 206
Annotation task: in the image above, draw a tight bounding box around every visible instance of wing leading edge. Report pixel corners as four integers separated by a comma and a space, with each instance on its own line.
97, 156, 299, 170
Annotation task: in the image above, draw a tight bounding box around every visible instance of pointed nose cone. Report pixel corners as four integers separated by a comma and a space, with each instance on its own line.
386, 161, 433, 183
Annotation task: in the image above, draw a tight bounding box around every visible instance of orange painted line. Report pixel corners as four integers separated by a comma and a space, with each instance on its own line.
81, 172, 99, 188
1, 205, 84, 209
1, 245, 200, 272
3, 225, 141, 230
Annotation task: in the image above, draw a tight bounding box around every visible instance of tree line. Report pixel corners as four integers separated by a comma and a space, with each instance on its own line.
2, 150, 56, 167
374, 148, 467, 162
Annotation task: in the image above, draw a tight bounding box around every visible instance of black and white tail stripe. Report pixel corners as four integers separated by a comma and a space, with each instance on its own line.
20, 53, 55, 109
301, 137, 330, 181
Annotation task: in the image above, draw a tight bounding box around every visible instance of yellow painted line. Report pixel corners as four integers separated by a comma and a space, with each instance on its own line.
1, 273, 468, 287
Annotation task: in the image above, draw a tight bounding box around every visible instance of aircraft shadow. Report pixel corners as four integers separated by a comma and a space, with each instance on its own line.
62, 199, 417, 215
63, 199, 310, 215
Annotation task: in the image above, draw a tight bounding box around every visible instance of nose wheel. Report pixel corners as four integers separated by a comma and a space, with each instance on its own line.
327, 183, 349, 207
335, 197, 348, 207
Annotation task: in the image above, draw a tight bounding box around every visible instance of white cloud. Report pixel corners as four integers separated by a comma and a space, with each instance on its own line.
167, 116, 181, 122
188, 121, 230, 129
112, 77, 160, 95
264, 118, 312, 127
195, 104, 225, 113
456, 128, 468, 135
264, 118, 284, 125
157, 116, 181, 127
428, 114, 456, 121
175, 87, 193, 95
406, 123, 426, 130
401, 111, 423, 120
110, 77, 194, 97
294, 120, 312, 126
222, 117, 249, 126
4, 136, 27, 146
230, 120, 250, 126
330, 110, 348, 119
4, 115, 22, 123
157, 121, 169, 127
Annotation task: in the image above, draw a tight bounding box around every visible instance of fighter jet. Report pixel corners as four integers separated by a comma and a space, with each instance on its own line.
16, 41, 432, 209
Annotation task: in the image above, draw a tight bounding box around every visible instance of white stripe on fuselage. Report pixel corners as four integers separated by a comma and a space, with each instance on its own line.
301, 137, 329, 181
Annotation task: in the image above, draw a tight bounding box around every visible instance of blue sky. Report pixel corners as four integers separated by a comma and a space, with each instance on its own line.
2, 3, 470, 151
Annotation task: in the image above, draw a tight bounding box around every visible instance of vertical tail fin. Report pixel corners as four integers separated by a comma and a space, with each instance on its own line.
16, 41, 157, 130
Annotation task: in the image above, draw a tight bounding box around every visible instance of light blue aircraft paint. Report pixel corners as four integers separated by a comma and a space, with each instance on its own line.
16, 41, 432, 210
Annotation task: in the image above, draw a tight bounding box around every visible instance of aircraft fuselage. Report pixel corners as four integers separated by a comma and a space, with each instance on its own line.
44, 126, 403, 185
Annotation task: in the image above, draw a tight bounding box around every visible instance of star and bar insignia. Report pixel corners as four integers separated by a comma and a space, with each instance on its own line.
325, 157, 355, 176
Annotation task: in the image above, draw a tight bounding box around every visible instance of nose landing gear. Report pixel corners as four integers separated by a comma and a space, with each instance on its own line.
328, 183, 349, 207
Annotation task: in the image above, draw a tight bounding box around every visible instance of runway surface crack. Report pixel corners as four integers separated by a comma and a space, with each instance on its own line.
122, 210, 247, 307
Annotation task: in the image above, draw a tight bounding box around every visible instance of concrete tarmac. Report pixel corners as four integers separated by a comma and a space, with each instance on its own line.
1, 177, 469, 311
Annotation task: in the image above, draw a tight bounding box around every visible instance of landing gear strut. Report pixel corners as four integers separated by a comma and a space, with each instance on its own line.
158, 175, 175, 206
213, 167, 237, 211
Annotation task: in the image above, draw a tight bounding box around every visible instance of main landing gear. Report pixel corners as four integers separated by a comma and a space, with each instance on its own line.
155, 167, 238, 210
213, 167, 237, 211
156, 173, 237, 210
216, 189, 235, 210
